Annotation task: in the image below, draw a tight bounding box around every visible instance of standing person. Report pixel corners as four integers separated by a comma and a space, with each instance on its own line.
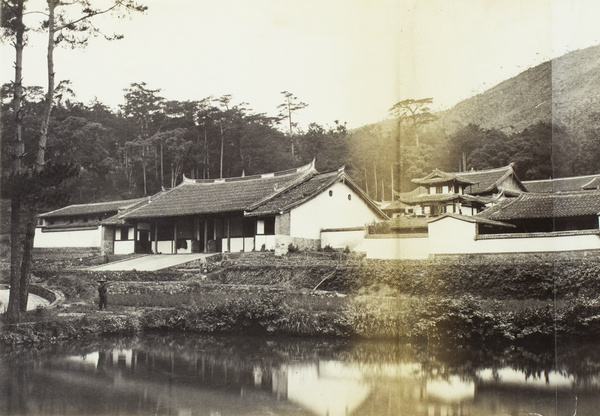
98, 281, 109, 310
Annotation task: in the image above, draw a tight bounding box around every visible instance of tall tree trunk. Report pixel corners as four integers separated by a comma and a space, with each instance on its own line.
36, 0, 57, 171
7, 0, 26, 322
142, 144, 147, 195
204, 129, 209, 179
390, 164, 394, 200
219, 123, 224, 179
154, 145, 159, 182
287, 101, 292, 136
11, 0, 25, 173
7, 196, 22, 321
160, 140, 164, 188
18, 217, 36, 312
414, 129, 420, 147
14, 0, 57, 318
373, 163, 378, 201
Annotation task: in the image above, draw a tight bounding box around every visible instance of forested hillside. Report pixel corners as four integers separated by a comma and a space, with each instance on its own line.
3, 45, 600, 211
439, 44, 600, 136
351, 45, 600, 193
1, 84, 357, 208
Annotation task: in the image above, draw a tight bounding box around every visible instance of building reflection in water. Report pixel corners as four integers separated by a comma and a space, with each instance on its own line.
2, 338, 600, 416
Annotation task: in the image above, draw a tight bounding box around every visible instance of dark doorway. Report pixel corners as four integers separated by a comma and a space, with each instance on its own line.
136, 230, 152, 254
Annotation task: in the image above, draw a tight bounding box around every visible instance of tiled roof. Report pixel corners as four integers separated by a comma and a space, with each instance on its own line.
455, 165, 523, 195
381, 200, 410, 212
39, 197, 148, 218
412, 164, 526, 196
245, 170, 338, 216
428, 213, 516, 228
479, 191, 600, 220
246, 168, 386, 218
523, 174, 600, 193
399, 193, 461, 204
122, 161, 318, 219
583, 177, 600, 190
398, 193, 489, 205
412, 169, 475, 185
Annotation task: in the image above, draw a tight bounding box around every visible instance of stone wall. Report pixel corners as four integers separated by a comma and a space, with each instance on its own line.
274, 235, 320, 255
34, 247, 102, 258
275, 212, 291, 235
101, 226, 115, 255
29, 284, 64, 307
110, 281, 194, 295
432, 248, 600, 263
32, 247, 104, 270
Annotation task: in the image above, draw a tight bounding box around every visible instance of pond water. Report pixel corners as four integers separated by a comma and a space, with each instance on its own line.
1, 334, 600, 416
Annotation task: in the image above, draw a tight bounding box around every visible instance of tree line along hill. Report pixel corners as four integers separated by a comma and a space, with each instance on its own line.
2, 44, 600, 217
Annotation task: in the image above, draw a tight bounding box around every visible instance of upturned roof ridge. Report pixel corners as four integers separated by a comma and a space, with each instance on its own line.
523, 173, 600, 184
245, 166, 388, 219
180, 159, 317, 185
455, 163, 515, 176
39, 197, 148, 217
245, 160, 323, 211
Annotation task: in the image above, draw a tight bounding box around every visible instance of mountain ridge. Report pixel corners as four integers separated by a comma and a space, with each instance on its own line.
435, 44, 600, 134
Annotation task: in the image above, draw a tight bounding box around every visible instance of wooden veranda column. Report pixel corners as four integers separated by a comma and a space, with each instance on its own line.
154, 223, 158, 254
173, 220, 177, 254
203, 219, 208, 253
226, 218, 230, 253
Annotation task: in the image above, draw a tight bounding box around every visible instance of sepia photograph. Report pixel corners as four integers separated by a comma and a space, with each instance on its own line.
1, 0, 600, 415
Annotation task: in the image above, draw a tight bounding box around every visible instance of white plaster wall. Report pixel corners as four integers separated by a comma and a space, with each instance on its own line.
114, 240, 135, 255
472, 233, 600, 254
289, 182, 380, 240
255, 235, 276, 251
229, 238, 244, 252
428, 218, 477, 255
34, 227, 102, 248
224, 237, 256, 252
321, 229, 365, 250
428, 217, 600, 255
156, 240, 174, 254
355, 235, 429, 259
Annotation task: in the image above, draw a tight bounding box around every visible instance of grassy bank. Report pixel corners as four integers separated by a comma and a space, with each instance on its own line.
2, 290, 599, 346
2, 251, 600, 346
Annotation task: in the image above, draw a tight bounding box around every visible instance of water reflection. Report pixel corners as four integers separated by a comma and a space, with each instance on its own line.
1, 335, 600, 415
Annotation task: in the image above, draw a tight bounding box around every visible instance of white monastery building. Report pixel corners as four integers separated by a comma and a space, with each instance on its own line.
35, 160, 386, 255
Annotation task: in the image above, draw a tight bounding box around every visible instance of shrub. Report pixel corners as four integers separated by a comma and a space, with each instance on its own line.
141, 295, 285, 334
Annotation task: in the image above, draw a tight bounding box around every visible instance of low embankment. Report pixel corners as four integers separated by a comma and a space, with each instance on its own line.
2, 251, 600, 345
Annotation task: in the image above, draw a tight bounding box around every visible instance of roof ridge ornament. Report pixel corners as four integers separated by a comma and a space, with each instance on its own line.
181, 174, 196, 184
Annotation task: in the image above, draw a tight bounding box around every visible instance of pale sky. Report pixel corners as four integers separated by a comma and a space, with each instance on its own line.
2, 0, 600, 129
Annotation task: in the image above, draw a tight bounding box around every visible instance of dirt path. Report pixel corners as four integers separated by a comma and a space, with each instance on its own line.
88, 253, 209, 271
